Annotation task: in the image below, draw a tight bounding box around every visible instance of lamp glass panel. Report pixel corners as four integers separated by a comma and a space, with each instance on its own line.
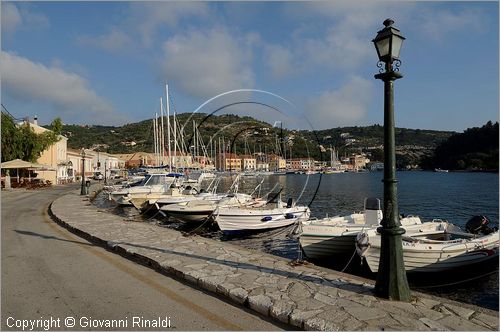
391, 36, 404, 58
375, 37, 390, 58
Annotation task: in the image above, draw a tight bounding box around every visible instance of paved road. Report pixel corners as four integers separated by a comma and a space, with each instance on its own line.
1, 185, 286, 330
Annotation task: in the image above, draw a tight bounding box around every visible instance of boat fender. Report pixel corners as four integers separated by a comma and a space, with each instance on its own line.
285, 213, 296, 219
355, 232, 370, 257
261, 216, 272, 222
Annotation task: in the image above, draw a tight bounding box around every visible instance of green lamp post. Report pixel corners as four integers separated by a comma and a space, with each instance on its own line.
80, 148, 87, 195
372, 18, 411, 301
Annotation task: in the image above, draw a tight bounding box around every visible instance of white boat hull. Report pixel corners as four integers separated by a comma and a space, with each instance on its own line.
300, 232, 359, 258
359, 222, 499, 273
299, 215, 422, 259
162, 194, 258, 224
163, 204, 216, 223
215, 206, 310, 233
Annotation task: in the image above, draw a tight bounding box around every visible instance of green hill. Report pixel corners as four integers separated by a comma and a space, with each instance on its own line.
59, 113, 456, 168
421, 121, 499, 171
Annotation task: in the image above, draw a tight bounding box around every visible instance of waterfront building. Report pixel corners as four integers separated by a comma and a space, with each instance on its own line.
192, 155, 214, 171
256, 161, 269, 172
24, 117, 68, 184
216, 153, 242, 172
289, 158, 315, 171
268, 154, 286, 171
67, 148, 85, 181
240, 155, 257, 171
113, 152, 157, 168
90, 151, 124, 178
348, 154, 370, 171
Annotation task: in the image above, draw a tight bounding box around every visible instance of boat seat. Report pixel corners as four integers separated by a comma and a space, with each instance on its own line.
266, 190, 282, 204
364, 209, 383, 226
363, 197, 383, 226
352, 215, 366, 224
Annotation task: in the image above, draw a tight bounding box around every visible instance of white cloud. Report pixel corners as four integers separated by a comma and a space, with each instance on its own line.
264, 2, 416, 78
306, 76, 373, 129
264, 44, 296, 79
77, 27, 132, 52
1, 2, 49, 34
160, 27, 255, 99
128, 2, 211, 47
1, 3, 22, 33
417, 8, 483, 41
0, 51, 125, 125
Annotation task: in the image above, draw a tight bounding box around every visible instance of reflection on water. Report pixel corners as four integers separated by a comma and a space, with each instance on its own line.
94, 171, 499, 310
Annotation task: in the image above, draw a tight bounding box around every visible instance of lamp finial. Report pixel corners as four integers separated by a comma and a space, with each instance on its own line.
383, 18, 394, 27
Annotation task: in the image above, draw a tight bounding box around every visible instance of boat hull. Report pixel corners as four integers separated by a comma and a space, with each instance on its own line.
359, 223, 499, 273
299, 215, 423, 260
300, 233, 358, 258
164, 209, 214, 223
215, 206, 310, 233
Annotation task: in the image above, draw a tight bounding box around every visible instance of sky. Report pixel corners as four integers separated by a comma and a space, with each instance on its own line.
1, 1, 498, 132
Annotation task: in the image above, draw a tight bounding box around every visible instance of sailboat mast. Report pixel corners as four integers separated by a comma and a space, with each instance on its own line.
280, 122, 285, 160
160, 98, 165, 166
330, 145, 333, 167
193, 120, 196, 163
154, 114, 158, 166
173, 109, 178, 169
165, 84, 172, 172
153, 117, 156, 166
222, 136, 226, 172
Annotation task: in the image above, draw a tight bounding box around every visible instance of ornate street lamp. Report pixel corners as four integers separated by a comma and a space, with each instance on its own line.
372, 19, 411, 301
80, 148, 87, 195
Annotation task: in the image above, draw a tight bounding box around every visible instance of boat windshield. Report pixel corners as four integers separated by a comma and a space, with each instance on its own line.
143, 174, 173, 186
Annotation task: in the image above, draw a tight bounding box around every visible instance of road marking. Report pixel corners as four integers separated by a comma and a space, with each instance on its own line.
42, 207, 244, 331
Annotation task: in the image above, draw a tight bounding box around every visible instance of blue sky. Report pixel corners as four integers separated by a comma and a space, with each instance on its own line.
1, 1, 498, 132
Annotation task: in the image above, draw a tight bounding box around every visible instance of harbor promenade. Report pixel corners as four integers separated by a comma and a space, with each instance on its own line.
49, 187, 499, 331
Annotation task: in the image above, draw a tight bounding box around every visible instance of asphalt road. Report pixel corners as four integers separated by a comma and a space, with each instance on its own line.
1, 184, 286, 330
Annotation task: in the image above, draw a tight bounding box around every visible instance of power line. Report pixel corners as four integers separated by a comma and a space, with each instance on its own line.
1, 104, 24, 123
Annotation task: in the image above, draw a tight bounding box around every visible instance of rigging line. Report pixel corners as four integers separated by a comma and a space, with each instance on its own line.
184, 210, 217, 236
340, 248, 358, 273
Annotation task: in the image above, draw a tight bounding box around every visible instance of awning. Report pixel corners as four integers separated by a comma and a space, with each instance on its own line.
1, 159, 56, 171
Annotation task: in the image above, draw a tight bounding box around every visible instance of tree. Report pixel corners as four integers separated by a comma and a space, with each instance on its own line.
1, 113, 21, 162
50, 117, 63, 135
1, 114, 62, 162
421, 121, 498, 171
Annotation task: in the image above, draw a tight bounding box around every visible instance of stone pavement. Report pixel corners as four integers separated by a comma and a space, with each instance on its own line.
49, 189, 499, 331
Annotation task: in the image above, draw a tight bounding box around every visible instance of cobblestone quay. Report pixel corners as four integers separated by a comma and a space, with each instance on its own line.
50, 189, 499, 331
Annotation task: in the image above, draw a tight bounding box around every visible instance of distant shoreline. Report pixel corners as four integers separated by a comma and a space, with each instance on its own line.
394, 169, 499, 173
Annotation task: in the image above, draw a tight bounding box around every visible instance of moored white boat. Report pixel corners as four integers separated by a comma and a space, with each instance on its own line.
161, 193, 260, 223
356, 216, 499, 273
129, 185, 204, 210
299, 198, 422, 259
214, 192, 310, 234
138, 175, 221, 211
109, 173, 181, 205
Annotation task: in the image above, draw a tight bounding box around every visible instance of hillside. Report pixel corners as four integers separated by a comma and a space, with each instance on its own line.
60, 113, 454, 167
421, 121, 498, 171
62, 113, 281, 155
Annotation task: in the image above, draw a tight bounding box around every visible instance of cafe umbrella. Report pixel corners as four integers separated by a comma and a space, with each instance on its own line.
1, 159, 56, 182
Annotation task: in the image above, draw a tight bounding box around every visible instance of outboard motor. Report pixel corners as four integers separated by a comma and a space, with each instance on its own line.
465, 215, 497, 235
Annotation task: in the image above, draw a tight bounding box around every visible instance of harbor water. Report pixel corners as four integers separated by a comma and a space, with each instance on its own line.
96, 171, 499, 310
